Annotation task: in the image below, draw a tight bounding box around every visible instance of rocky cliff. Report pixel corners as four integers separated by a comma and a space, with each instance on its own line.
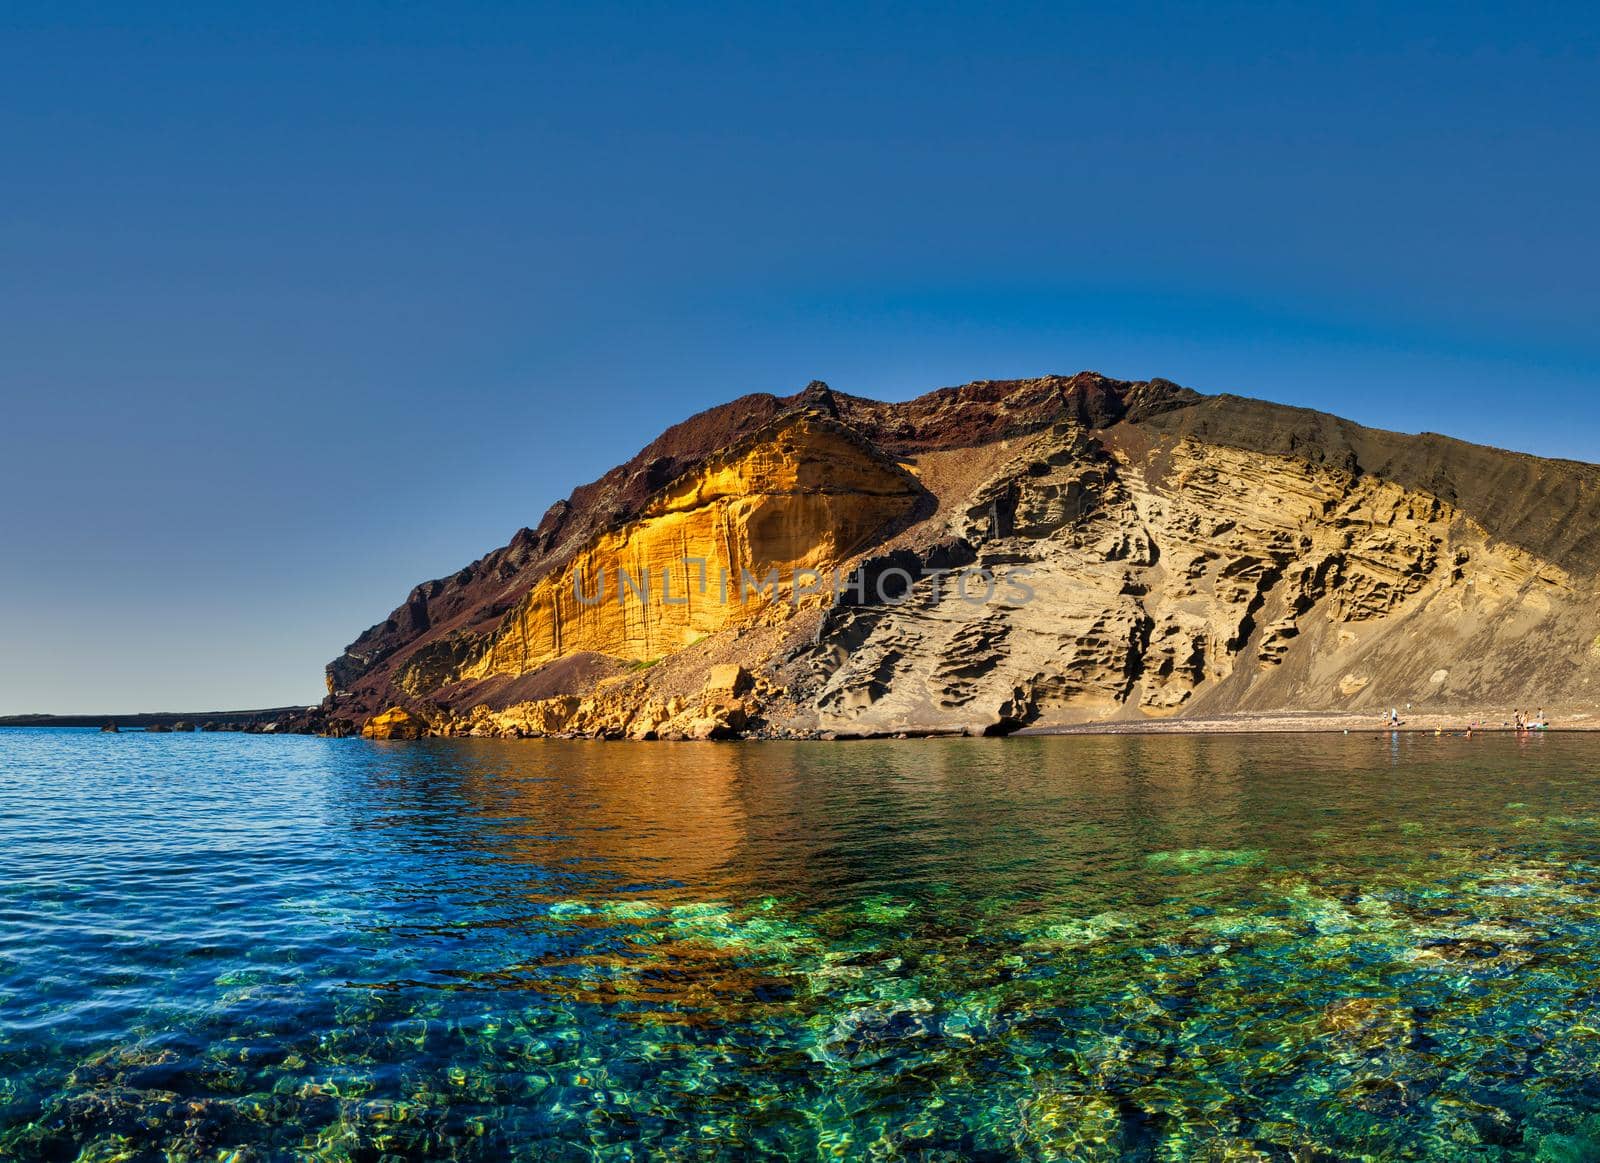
322, 373, 1600, 739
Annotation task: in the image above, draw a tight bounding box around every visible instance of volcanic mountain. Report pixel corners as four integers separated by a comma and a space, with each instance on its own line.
316, 374, 1600, 739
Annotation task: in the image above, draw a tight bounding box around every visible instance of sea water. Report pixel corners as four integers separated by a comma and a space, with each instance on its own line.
3, 727, 1600, 1159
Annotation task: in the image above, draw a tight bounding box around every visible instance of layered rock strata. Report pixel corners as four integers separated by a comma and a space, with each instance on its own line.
313, 374, 1600, 739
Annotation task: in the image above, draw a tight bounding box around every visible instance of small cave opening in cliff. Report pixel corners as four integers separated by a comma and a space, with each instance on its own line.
983, 717, 1027, 737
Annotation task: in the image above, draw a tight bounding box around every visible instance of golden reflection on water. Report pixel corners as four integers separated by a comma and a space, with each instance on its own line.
348, 733, 1489, 909
460, 739, 753, 886
333, 734, 1443, 1022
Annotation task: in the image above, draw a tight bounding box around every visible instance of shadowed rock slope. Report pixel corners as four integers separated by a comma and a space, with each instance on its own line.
319, 374, 1600, 739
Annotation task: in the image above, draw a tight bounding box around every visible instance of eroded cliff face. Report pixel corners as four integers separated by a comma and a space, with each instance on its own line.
794, 424, 1586, 735
319, 374, 1600, 739
448, 414, 922, 686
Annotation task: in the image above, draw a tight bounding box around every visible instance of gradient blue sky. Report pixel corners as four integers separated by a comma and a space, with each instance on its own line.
2, 2, 1597, 713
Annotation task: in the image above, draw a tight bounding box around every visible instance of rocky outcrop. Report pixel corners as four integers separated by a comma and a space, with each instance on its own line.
359, 707, 431, 740
442, 661, 773, 742
331, 373, 1600, 740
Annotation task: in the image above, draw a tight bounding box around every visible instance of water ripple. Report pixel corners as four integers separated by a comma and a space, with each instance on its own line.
3, 728, 1600, 1158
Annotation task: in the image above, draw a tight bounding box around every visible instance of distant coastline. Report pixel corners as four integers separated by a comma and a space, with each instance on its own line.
0, 708, 313, 732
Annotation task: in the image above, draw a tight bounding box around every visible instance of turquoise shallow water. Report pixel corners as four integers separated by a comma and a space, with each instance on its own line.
5, 730, 1600, 1159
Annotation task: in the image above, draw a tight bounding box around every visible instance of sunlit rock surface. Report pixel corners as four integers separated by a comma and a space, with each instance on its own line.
358, 706, 431, 740
330, 374, 1600, 740
455, 414, 922, 683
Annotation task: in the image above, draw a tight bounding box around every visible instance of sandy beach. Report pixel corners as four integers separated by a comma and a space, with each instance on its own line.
1018, 710, 1600, 735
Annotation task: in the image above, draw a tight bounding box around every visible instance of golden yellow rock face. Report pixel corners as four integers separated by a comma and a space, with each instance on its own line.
360, 706, 431, 740
459, 415, 922, 681
456, 681, 742, 741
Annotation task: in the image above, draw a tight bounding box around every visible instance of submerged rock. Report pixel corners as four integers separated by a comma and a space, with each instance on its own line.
812, 998, 937, 1067
1145, 848, 1265, 873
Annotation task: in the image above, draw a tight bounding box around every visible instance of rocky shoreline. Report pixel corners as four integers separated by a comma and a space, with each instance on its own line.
350, 699, 1595, 742
6, 707, 1592, 740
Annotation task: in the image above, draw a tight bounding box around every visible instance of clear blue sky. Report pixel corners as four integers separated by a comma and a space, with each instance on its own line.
2, 2, 1597, 713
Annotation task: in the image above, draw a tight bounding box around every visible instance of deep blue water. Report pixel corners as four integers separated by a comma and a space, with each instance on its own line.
6, 727, 1600, 1159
